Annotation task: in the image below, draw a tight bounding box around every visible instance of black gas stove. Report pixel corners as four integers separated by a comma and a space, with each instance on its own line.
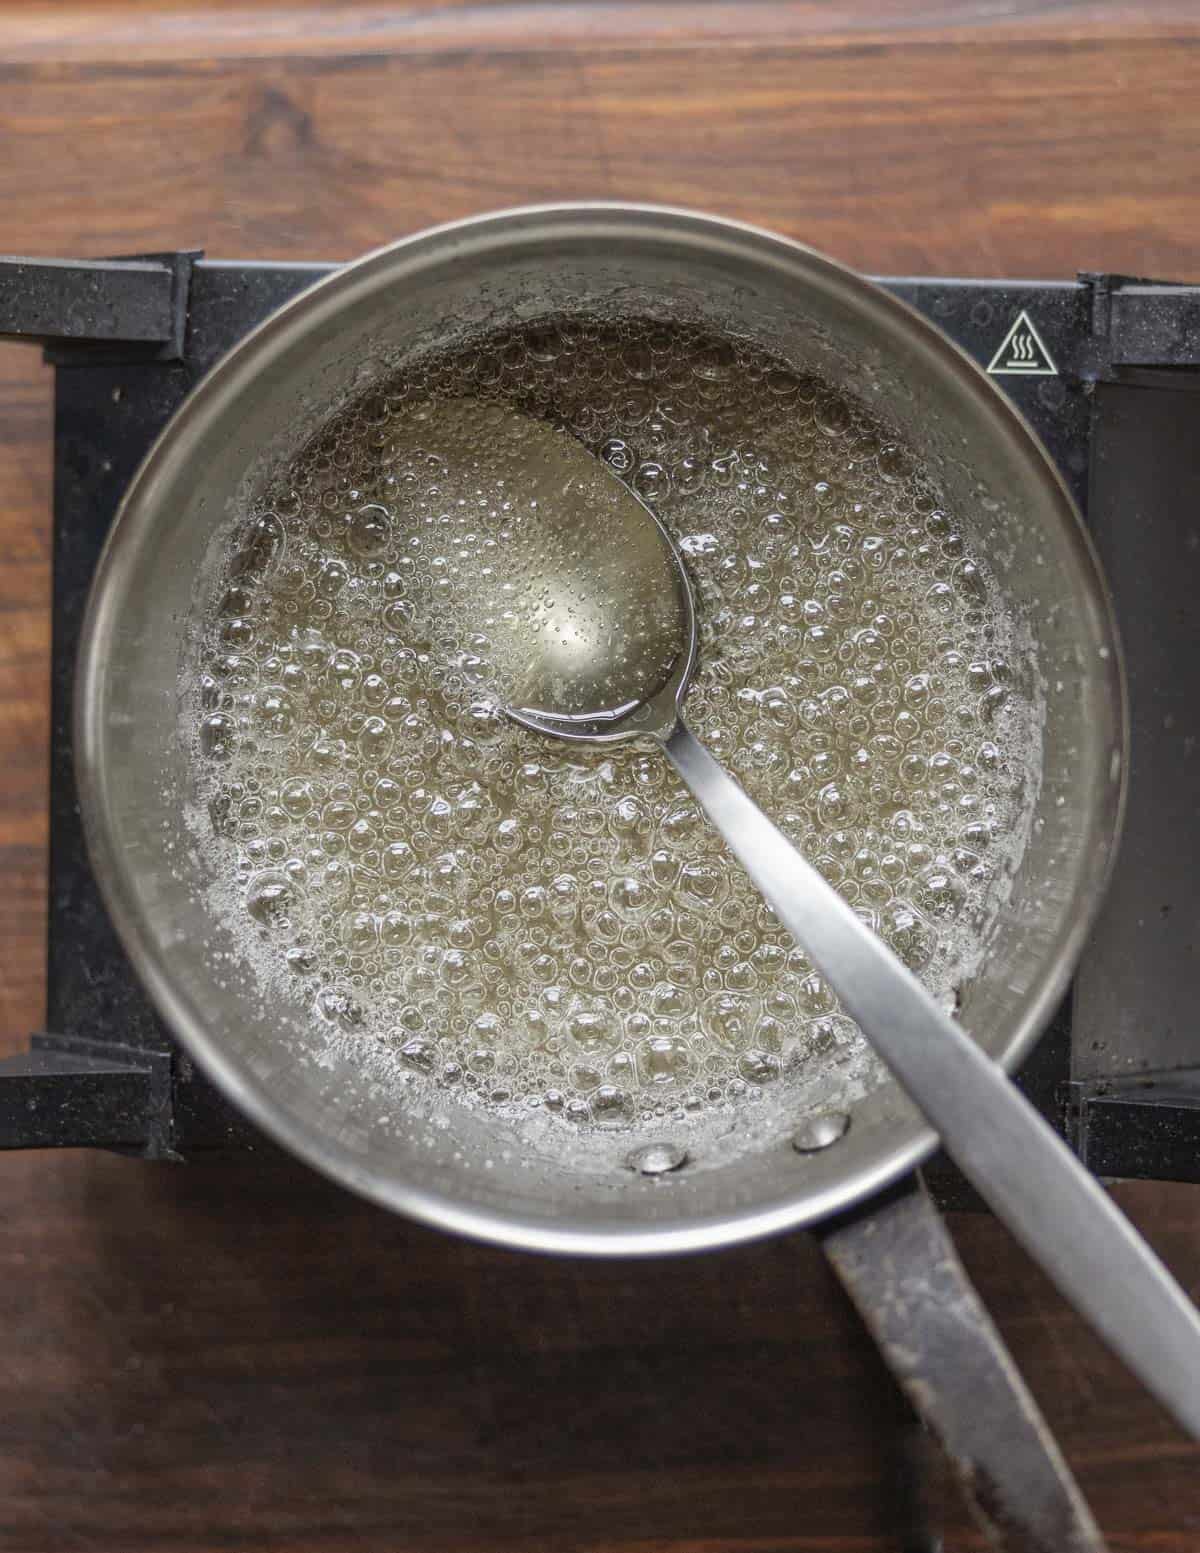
1, 253, 1197, 1189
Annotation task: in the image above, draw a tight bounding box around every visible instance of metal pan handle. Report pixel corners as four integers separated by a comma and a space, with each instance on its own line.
821, 1173, 1108, 1553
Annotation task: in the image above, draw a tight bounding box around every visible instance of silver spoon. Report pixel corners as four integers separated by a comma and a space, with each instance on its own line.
483, 407, 1200, 1440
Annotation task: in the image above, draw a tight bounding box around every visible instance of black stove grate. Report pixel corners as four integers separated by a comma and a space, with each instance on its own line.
1, 254, 1197, 1185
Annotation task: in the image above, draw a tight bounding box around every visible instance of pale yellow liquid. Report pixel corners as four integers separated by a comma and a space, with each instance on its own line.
190, 317, 1033, 1129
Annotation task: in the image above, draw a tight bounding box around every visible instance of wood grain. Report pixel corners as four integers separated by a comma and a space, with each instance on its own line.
1, 3, 1199, 1549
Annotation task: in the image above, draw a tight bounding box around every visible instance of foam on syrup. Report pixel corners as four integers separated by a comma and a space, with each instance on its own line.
185, 315, 1038, 1131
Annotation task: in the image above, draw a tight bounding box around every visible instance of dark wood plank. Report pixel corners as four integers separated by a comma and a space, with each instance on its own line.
0, 4, 1198, 278
1, 4, 1199, 1549
3, 1151, 1200, 1553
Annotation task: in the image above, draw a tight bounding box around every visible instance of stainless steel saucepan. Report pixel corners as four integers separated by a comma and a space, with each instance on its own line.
76, 206, 1146, 1550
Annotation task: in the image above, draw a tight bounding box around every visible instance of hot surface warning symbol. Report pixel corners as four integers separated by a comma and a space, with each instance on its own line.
986, 310, 1058, 376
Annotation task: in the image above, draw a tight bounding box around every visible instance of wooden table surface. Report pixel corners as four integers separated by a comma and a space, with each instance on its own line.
2, 3, 1200, 1549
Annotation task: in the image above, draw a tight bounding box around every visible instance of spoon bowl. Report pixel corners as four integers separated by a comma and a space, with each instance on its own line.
482, 409, 698, 743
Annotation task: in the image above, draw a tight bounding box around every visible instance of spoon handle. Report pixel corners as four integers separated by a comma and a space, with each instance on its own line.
664, 717, 1200, 1439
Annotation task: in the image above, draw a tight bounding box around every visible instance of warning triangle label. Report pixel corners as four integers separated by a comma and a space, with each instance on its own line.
986, 310, 1057, 376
